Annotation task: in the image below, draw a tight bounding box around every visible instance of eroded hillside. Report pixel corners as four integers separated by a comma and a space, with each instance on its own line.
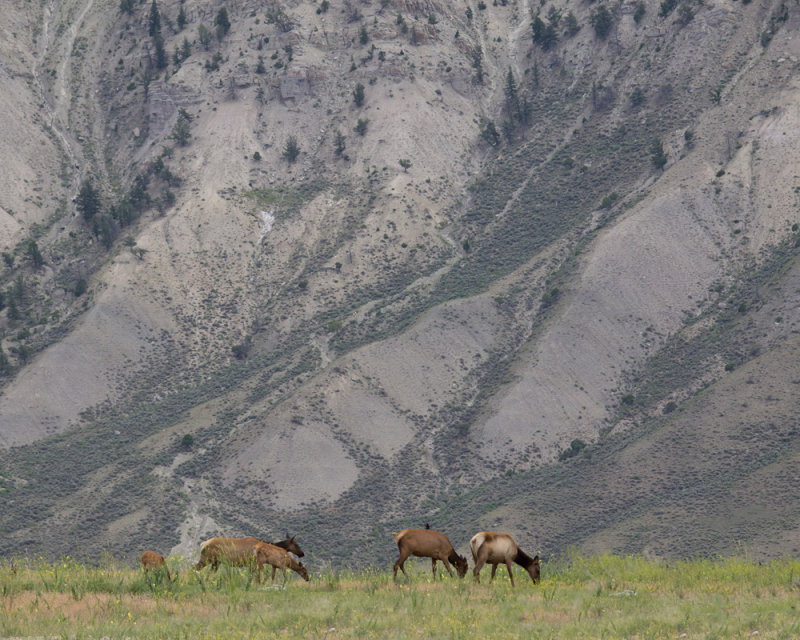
1, 0, 799, 564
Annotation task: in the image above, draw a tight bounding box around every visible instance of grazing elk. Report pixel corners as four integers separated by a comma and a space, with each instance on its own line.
469, 532, 540, 587
392, 528, 468, 582
253, 541, 309, 582
140, 550, 172, 581
195, 535, 304, 574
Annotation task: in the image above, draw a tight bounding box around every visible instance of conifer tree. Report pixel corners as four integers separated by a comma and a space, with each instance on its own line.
149, 0, 161, 37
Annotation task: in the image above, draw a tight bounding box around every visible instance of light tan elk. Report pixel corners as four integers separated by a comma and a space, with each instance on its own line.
470, 532, 540, 587
392, 528, 468, 582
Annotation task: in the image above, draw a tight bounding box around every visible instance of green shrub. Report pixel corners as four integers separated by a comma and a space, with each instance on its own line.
559, 438, 587, 461
590, 5, 614, 39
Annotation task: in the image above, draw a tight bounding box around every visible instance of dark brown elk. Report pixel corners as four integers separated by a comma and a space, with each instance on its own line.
140, 550, 172, 581
469, 532, 540, 587
194, 535, 304, 573
253, 541, 309, 582
392, 528, 468, 582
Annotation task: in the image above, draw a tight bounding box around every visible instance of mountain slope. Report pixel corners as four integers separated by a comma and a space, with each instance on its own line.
1, 0, 799, 564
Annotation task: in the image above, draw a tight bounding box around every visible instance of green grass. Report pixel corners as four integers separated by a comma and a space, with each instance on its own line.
2, 554, 799, 638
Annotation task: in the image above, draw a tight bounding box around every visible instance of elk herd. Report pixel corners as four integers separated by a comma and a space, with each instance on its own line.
141, 528, 540, 586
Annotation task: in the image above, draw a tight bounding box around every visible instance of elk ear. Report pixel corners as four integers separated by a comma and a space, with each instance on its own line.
533, 555, 540, 563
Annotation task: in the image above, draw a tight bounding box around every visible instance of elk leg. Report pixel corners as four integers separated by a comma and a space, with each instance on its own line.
393, 549, 410, 582
440, 557, 454, 578
431, 558, 437, 580
271, 565, 277, 583
505, 560, 515, 587
474, 546, 488, 583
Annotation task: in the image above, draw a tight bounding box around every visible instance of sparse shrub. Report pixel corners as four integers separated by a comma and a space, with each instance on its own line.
659, 0, 677, 17
677, 2, 694, 25
171, 109, 192, 146
266, 6, 294, 32
531, 15, 558, 50
354, 118, 369, 136
633, 2, 646, 23
399, 158, 412, 172
153, 32, 168, 69
590, 5, 614, 39
480, 119, 500, 146
353, 82, 365, 107
563, 11, 580, 36
600, 192, 618, 209
621, 393, 635, 405
231, 343, 249, 359
25, 240, 44, 268
629, 87, 645, 108
283, 136, 300, 162
198, 23, 213, 49
663, 401, 677, 414
215, 7, 231, 40
181, 434, 194, 449
73, 278, 89, 298
541, 287, 560, 307
559, 438, 586, 461
76, 180, 101, 220
650, 138, 668, 169
334, 130, 346, 156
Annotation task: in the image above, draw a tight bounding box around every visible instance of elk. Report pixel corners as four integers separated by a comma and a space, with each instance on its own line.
469, 532, 540, 587
195, 535, 304, 573
140, 550, 172, 581
392, 528, 468, 582
253, 541, 309, 582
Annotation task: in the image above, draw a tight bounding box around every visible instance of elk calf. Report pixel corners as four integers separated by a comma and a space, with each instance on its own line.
140, 550, 172, 581
253, 542, 309, 582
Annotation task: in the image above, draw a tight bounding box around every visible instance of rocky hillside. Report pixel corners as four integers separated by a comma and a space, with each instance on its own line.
1, 0, 799, 565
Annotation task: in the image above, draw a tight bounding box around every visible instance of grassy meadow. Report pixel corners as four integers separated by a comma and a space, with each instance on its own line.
1, 553, 799, 639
